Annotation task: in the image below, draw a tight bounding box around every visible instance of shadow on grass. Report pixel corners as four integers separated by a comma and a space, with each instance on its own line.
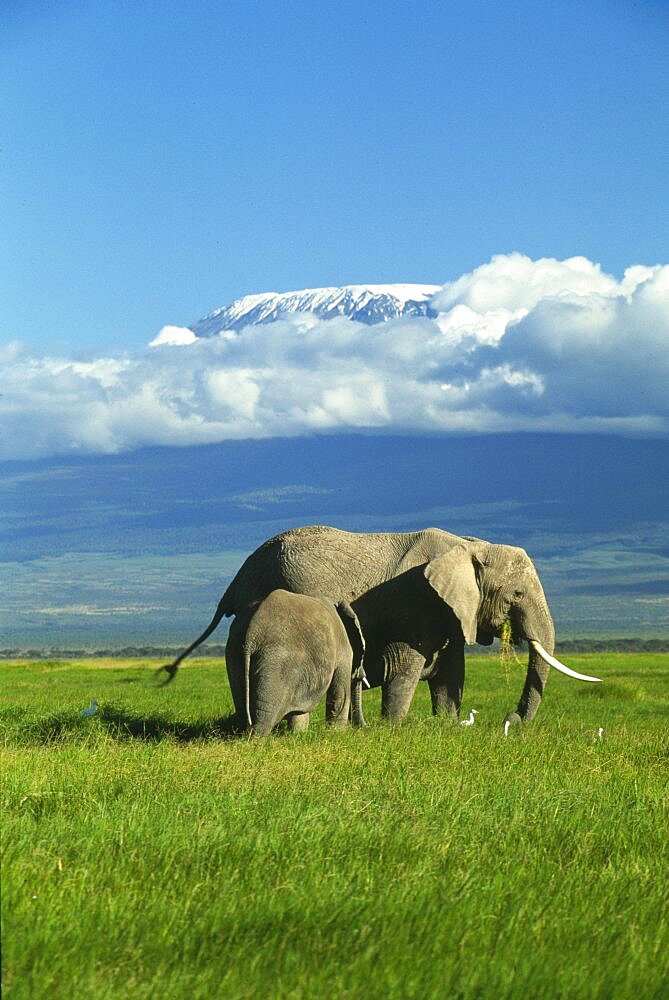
9, 708, 244, 745
99, 705, 244, 742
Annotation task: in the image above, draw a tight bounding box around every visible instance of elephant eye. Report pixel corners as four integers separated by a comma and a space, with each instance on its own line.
513, 589, 525, 600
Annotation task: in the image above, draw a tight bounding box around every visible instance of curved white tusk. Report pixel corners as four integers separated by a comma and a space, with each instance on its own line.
529, 640, 601, 682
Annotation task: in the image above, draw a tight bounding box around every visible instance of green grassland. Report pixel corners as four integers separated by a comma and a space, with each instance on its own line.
2, 654, 668, 999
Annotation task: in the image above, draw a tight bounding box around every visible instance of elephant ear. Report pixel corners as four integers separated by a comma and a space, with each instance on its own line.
424, 546, 481, 645
336, 600, 365, 674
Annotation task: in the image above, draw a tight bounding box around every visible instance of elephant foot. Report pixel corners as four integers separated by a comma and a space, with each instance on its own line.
381, 674, 421, 722
380, 704, 409, 724
503, 711, 521, 734
287, 712, 310, 733
234, 711, 251, 733
431, 701, 461, 721
327, 717, 350, 731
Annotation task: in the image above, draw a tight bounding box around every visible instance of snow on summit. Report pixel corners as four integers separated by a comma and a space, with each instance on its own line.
5, 255, 669, 459
190, 283, 442, 337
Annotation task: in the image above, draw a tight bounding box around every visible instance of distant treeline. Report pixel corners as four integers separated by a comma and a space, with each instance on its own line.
555, 638, 669, 653
0, 644, 228, 660
2, 639, 669, 660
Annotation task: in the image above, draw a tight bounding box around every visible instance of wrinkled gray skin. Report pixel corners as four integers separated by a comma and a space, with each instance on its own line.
159, 525, 583, 727
225, 589, 365, 735
349, 542, 553, 723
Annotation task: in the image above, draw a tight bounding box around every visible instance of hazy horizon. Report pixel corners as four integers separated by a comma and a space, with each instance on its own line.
3, 433, 667, 651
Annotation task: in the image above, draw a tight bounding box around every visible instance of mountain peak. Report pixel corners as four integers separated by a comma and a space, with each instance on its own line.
191, 283, 441, 337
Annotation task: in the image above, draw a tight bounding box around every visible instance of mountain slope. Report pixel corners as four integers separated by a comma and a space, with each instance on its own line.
2, 434, 668, 649
192, 283, 441, 336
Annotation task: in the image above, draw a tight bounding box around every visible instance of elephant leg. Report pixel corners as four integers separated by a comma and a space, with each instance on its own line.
381, 648, 423, 722
225, 656, 247, 726
428, 637, 465, 719
326, 660, 352, 729
287, 712, 310, 733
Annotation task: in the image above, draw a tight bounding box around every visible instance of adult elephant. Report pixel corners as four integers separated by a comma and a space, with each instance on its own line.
159, 525, 599, 727
348, 543, 601, 723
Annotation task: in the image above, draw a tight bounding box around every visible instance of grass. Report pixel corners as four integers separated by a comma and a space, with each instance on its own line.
2, 654, 669, 999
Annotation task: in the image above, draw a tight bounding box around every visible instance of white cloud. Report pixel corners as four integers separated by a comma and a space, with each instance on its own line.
432, 253, 656, 313
206, 368, 262, 423
1, 254, 667, 460
0, 340, 24, 363
149, 325, 197, 347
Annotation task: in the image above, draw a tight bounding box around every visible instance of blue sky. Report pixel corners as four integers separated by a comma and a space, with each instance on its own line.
3, 0, 668, 354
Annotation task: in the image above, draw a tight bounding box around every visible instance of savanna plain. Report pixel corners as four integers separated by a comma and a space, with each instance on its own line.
2, 653, 668, 999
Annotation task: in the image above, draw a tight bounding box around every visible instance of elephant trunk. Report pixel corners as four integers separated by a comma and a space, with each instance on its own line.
508, 599, 555, 725
351, 677, 368, 728
513, 635, 552, 723
507, 600, 601, 726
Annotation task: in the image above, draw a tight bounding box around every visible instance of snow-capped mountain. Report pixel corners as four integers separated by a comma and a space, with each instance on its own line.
191, 284, 441, 337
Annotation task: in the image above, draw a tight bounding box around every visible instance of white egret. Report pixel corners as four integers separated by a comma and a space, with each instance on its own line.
461, 709, 478, 727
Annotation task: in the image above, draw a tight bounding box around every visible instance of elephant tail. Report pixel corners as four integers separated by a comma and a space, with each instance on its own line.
217, 579, 237, 618
243, 646, 253, 729
155, 595, 230, 685
337, 600, 368, 729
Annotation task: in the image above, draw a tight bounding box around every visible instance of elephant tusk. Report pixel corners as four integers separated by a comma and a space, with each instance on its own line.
529, 640, 601, 682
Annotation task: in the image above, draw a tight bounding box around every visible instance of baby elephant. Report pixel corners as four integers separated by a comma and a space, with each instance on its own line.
225, 589, 365, 735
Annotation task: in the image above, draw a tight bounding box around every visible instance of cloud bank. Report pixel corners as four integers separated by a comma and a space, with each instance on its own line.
2, 254, 668, 460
